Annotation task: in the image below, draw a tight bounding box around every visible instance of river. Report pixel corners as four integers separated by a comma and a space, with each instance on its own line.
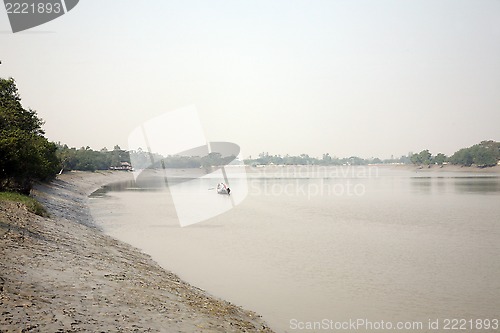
89, 166, 500, 332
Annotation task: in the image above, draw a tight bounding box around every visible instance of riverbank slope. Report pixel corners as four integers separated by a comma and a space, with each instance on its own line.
0, 171, 273, 332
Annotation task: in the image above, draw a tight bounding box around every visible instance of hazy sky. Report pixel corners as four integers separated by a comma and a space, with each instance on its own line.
1, 0, 499, 159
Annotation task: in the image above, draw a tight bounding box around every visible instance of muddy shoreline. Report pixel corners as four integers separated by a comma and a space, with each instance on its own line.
0, 171, 273, 332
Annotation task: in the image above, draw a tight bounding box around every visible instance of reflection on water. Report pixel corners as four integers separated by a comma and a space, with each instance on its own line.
409, 176, 500, 194
90, 167, 500, 333
89, 175, 194, 197
454, 178, 500, 193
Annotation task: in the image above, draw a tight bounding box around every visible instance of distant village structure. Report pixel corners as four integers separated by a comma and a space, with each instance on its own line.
109, 162, 133, 171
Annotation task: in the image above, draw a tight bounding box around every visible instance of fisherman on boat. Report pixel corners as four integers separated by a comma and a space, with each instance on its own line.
217, 182, 231, 195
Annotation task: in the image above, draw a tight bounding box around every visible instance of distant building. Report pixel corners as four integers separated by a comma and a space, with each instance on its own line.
110, 162, 133, 171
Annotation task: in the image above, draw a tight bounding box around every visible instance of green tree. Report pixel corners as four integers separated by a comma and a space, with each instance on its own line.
410, 150, 432, 165
472, 146, 497, 167
449, 148, 474, 166
321, 153, 332, 164
419, 150, 432, 165
434, 153, 447, 165
448, 142, 499, 167
0, 78, 59, 193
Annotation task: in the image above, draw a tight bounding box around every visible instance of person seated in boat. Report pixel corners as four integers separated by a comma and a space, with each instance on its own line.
217, 183, 230, 194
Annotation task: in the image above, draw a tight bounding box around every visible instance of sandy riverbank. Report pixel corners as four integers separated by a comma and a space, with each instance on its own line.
0, 171, 273, 332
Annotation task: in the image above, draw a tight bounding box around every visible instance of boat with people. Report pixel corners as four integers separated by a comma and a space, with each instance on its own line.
217, 182, 231, 195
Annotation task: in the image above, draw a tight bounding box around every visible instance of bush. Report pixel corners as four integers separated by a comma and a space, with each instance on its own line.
0, 78, 60, 193
0, 191, 49, 217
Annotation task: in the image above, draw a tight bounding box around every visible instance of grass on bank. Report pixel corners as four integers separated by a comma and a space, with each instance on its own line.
0, 192, 49, 217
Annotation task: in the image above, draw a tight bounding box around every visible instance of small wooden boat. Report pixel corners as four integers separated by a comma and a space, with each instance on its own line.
216, 182, 231, 195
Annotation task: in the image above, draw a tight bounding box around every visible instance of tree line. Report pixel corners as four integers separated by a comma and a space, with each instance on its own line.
245, 143, 499, 168
1, 77, 499, 194
57, 144, 130, 172
409, 141, 500, 168
243, 152, 413, 166
57, 146, 236, 172
0, 78, 239, 193
55, 143, 500, 173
